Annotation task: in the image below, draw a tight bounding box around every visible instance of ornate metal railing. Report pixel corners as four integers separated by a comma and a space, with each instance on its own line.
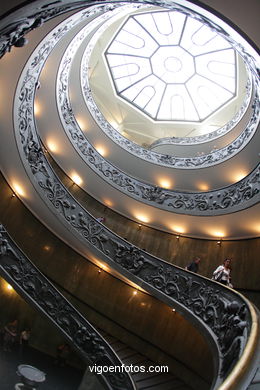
0, 224, 136, 390
56, 19, 259, 215
1, 218, 260, 390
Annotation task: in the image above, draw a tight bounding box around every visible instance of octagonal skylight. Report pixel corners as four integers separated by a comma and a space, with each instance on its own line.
105, 10, 237, 122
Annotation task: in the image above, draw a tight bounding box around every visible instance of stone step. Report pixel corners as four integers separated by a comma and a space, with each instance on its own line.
99, 329, 192, 390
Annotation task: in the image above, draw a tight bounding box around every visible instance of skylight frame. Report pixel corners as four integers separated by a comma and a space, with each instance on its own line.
105, 10, 237, 123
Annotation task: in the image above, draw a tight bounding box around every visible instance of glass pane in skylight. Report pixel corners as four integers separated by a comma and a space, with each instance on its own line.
187, 75, 233, 119
122, 74, 165, 118
133, 11, 186, 46
195, 49, 236, 92
151, 46, 195, 83
181, 18, 232, 56
107, 18, 158, 57
158, 84, 199, 121
105, 9, 237, 122
106, 54, 151, 92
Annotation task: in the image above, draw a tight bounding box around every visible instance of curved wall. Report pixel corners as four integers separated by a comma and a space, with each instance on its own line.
0, 172, 213, 389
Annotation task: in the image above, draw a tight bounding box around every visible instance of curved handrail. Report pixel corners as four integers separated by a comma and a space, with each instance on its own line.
0, 224, 136, 390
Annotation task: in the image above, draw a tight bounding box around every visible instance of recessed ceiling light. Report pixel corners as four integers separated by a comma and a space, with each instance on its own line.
46, 140, 58, 153
13, 183, 25, 197
95, 145, 107, 157
158, 179, 172, 189
71, 173, 82, 186
197, 182, 209, 191
136, 214, 149, 223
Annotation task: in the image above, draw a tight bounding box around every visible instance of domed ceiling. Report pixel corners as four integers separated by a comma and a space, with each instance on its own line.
0, 0, 259, 244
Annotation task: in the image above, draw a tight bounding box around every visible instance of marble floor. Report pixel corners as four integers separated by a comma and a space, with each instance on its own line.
0, 344, 84, 390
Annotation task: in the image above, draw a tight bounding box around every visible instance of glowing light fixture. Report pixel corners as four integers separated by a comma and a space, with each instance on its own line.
253, 224, 260, 234
95, 145, 107, 157
158, 179, 172, 189
110, 120, 120, 130
46, 139, 58, 153
6, 284, 13, 291
213, 231, 225, 238
71, 173, 83, 186
197, 182, 209, 191
97, 262, 109, 272
103, 198, 113, 207
13, 183, 25, 197
34, 101, 41, 116
76, 117, 88, 131
171, 225, 185, 234
136, 214, 149, 223
233, 171, 248, 182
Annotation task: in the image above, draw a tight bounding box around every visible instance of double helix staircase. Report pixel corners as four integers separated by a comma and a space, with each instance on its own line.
0, 224, 201, 390
0, 218, 260, 390
0, 1, 260, 390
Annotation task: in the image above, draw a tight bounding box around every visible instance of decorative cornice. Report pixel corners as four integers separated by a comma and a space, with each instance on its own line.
12, 2, 259, 216
0, 225, 136, 390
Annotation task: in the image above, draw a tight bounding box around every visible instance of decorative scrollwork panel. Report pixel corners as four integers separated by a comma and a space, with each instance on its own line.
0, 225, 135, 390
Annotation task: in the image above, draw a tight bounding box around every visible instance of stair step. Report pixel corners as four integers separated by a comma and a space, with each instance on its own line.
122, 354, 147, 365
136, 374, 181, 389
248, 384, 260, 390
117, 348, 138, 360
132, 369, 159, 382
107, 340, 126, 352
252, 367, 260, 383
98, 328, 190, 390
137, 377, 190, 390
102, 335, 117, 343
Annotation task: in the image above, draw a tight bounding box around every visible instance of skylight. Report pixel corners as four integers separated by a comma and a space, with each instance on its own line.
105, 10, 237, 122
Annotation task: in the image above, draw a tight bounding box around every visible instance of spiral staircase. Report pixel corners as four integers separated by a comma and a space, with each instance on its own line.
0, 1, 259, 389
